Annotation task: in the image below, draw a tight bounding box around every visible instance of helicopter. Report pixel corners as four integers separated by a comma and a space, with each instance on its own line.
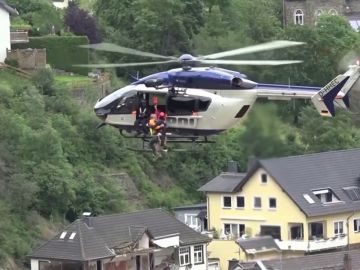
79, 40, 360, 150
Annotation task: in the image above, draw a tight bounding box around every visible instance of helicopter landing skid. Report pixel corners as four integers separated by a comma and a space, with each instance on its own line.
126, 147, 188, 153
119, 130, 215, 144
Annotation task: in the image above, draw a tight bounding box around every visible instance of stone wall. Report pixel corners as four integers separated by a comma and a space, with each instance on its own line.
284, 0, 360, 25
6, 48, 46, 70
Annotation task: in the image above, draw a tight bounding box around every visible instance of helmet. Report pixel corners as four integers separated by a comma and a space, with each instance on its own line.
159, 112, 165, 118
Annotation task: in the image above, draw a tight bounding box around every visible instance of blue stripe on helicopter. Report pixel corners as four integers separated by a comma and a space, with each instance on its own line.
257, 83, 321, 92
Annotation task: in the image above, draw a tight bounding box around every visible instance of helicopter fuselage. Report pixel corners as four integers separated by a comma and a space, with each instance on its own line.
94, 67, 259, 136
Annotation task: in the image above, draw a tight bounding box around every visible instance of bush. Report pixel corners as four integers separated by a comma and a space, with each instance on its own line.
32, 68, 54, 95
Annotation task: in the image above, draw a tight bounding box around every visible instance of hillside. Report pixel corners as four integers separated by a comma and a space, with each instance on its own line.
2, 63, 360, 268
3, 0, 360, 268
0, 68, 202, 268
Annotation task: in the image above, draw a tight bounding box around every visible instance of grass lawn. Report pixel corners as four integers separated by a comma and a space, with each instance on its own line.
54, 74, 93, 88
0, 69, 31, 89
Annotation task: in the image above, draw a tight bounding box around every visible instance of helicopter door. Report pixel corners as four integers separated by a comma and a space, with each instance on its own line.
166, 95, 211, 116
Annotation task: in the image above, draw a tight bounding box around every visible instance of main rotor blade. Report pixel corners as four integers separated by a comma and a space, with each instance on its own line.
201, 40, 305, 59
79, 43, 176, 60
75, 60, 178, 68
201, 59, 303, 66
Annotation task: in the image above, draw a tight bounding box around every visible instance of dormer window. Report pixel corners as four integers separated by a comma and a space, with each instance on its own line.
313, 189, 340, 204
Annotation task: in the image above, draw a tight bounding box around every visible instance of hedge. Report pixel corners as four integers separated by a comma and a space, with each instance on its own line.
14, 36, 89, 75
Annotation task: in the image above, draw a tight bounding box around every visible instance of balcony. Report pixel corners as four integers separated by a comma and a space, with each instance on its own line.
10, 31, 29, 44
275, 235, 347, 252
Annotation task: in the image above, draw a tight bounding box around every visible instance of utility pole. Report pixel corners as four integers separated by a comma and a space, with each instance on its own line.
282, 0, 286, 27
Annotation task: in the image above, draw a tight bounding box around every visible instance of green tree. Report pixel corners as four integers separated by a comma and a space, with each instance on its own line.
298, 106, 360, 152
8, 0, 63, 35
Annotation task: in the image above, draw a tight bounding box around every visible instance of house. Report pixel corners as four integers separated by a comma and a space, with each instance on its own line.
236, 236, 280, 262
199, 149, 360, 269
52, 0, 72, 9
231, 247, 360, 270
29, 208, 211, 270
0, 0, 18, 62
173, 203, 207, 232
284, 0, 360, 30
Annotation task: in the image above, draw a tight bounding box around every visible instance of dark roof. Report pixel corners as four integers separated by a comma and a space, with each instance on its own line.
264, 248, 360, 270
173, 202, 206, 211
30, 208, 210, 261
0, 0, 18, 15
230, 261, 261, 270
198, 173, 246, 192
197, 209, 207, 220
30, 220, 115, 261
236, 236, 279, 254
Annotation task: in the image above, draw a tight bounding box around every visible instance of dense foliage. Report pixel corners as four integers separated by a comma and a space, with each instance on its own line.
13, 36, 90, 75
2, 0, 360, 268
64, 2, 102, 44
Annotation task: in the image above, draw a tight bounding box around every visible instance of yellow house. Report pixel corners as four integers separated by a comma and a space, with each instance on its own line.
199, 149, 360, 270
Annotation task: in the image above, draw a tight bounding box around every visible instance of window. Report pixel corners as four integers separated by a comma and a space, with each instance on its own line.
136, 256, 141, 270
193, 245, 204, 264
167, 95, 211, 116
223, 196, 232, 208
254, 197, 262, 208
313, 189, 340, 204
294, 9, 304, 25
334, 221, 344, 236
354, 219, 360, 232
261, 173, 267, 184
303, 194, 315, 204
69, 232, 76, 240
260, 225, 281, 240
329, 9, 338, 15
310, 222, 324, 239
114, 91, 139, 114
236, 196, 245, 208
343, 187, 360, 201
315, 9, 323, 17
224, 223, 245, 237
179, 247, 190, 266
269, 198, 277, 209
185, 214, 199, 229
59, 231, 67, 239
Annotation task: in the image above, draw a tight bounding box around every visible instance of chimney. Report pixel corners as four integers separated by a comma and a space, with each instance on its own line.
82, 212, 92, 227
227, 161, 240, 173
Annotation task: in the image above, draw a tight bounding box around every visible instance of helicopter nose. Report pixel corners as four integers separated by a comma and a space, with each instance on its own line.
94, 107, 110, 120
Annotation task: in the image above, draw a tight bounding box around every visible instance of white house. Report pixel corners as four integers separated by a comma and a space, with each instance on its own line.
0, 0, 17, 63
52, 0, 72, 9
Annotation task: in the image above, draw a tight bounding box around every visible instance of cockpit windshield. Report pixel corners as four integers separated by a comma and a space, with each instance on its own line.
114, 91, 139, 114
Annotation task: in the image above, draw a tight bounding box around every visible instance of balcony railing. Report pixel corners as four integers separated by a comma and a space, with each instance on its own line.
275, 236, 347, 252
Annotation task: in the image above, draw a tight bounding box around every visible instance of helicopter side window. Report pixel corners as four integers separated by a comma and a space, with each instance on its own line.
114, 91, 139, 114
167, 96, 211, 116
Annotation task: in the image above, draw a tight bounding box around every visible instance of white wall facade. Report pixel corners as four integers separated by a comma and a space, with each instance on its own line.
52, 0, 70, 9
0, 7, 11, 63
30, 259, 39, 270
